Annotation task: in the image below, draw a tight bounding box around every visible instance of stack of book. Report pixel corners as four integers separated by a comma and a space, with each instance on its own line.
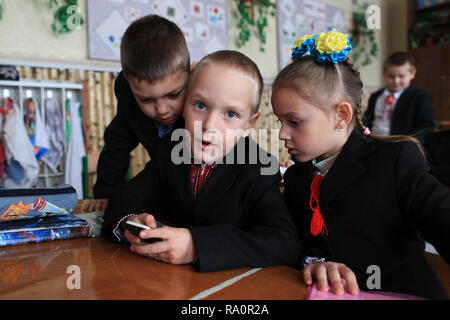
0, 186, 91, 247
0, 214, 91, 247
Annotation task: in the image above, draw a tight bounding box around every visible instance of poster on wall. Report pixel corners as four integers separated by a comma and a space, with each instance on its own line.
277, 0, 346, 70
87, 0, 228, 63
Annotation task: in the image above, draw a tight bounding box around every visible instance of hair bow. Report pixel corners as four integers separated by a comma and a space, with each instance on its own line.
292, 30, 352, 64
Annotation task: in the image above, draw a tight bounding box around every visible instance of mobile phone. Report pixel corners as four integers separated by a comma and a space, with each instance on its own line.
124, 221, 163, 244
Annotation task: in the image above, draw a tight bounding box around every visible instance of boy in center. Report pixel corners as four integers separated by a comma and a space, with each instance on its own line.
101, 51, 300, 272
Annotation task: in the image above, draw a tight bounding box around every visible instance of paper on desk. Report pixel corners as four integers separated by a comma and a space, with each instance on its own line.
307, 284, 425, 300
75, 211, 104, 237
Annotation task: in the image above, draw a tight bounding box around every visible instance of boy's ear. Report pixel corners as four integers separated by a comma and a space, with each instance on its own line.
334, 102, 353, 129
410, 67, 417, 80
243, 112, 260, 136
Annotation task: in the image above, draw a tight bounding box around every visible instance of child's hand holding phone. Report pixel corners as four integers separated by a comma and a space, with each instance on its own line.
125, 221, 163, 244
124, 213, 197, 265
122, 213, 160, 244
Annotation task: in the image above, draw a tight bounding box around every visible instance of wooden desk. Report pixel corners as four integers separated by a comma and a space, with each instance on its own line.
0, 237, 307, 300
1, 201, 448, 300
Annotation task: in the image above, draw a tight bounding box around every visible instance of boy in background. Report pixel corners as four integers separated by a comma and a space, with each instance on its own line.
364, 51, 435, 144
83, 15, 190, 212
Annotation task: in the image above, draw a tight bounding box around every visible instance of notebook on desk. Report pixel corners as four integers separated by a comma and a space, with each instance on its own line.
307, 284, 425, 300
75, 211, 104, 237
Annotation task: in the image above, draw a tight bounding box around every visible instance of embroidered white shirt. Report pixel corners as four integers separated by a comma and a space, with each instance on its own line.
372, 89, 404, 136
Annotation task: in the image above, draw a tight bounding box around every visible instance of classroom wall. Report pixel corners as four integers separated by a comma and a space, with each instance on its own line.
0, 0, 408, 87
386, 0, 408, 53
0, 0, 118, 70
0, 0, 89, 62
228, 0, 408, 87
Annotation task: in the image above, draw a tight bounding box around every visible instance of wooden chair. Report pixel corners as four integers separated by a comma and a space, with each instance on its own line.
425, 252, 450, 298
424, 129, 450, 186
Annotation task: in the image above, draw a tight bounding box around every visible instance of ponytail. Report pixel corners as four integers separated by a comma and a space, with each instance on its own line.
353, 108, 426, 159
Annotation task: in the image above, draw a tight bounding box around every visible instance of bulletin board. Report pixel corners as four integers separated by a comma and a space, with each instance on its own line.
277, 0, 346, 70
87, 0, 228, 63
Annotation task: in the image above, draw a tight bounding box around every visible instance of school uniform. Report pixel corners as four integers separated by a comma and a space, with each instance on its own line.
101, 135, 301, 272
284, 129, 450, 299
94, 71, 183, 199
364, 86, 435, 144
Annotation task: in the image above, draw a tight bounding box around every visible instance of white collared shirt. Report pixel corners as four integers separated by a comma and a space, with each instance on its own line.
312, 152, 340, 177
372, 89, 404, 136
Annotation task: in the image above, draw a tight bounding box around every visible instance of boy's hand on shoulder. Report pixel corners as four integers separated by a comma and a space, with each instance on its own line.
82, 199, 109, 212
302, 261, 359, 296
130, 227, 196, 265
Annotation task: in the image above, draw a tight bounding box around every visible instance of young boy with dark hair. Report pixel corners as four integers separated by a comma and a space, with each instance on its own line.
83, 15, 190, 212
364, 51, 435, 144
101, 50, 300, 272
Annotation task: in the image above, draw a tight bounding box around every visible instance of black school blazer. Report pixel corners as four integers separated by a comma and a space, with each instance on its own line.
364, 86, 435, 144
94, 71, 183, 199
101, 136, 301, 272
284, 129, 450, 299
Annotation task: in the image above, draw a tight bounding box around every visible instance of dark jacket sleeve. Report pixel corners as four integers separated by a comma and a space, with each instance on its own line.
411, 90, 435, 144
94, 74, 139, 199
100, 159, 162, 240
395, 141, 450, 264
189, 167, 301, 272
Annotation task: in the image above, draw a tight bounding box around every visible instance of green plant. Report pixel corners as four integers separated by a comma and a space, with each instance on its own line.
350, 5, 378, 67
49, 0, 85, 35
234, 0, 276, 52
0, 2, 3, 20
410, 23, 437, 48
440, 33, 450, 45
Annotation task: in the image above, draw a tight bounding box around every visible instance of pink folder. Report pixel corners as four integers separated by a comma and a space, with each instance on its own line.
307, 284, 426, 300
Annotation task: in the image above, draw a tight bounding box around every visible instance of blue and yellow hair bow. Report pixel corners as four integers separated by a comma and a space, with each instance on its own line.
291, 30, 352, 64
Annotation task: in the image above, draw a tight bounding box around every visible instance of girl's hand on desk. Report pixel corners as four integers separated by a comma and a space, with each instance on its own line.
130, 227, 196, 265
302, 262, 359, 296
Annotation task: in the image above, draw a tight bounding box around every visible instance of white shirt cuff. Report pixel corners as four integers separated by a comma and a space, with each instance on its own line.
303, 256, 326, 268
112, 214, 139, 242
